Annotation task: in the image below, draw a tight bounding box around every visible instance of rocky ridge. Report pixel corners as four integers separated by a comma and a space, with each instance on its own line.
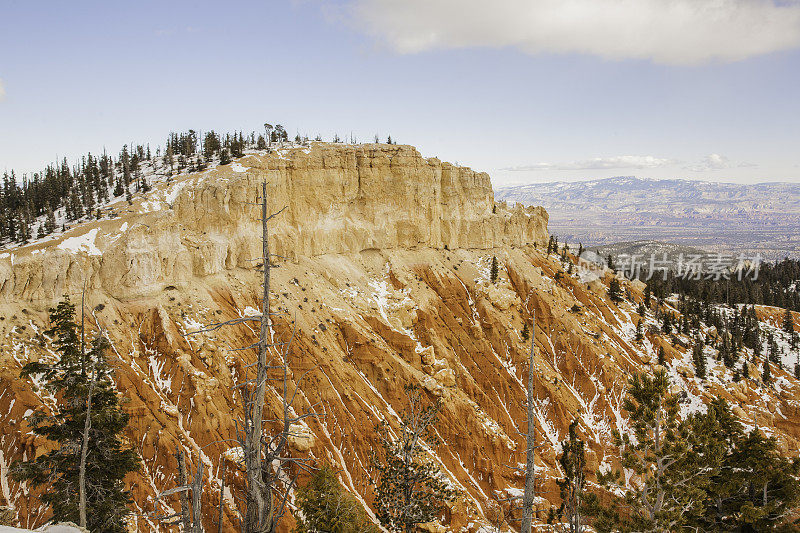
0, 143, 798, 532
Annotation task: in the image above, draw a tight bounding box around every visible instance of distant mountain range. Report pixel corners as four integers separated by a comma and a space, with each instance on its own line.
495, 177, 800, 260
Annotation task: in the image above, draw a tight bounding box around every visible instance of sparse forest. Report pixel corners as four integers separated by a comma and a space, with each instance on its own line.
0, 125, 399, 251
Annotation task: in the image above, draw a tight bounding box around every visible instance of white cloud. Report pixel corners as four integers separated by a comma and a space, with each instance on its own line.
503, 155, 675, 171
0, 78, 5, 101
347, 0, 800, 65
685, 153, 757, 171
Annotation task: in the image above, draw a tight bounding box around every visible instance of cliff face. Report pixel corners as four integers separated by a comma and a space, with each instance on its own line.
0, 144, 798, 532
0, 144, 547, 300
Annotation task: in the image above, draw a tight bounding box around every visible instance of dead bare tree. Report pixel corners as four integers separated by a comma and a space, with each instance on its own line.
151, 447, 205, 532
78, 353, 96, 530
187, 181, 317, 533
176, 449, 194, 532
521, 309, 537, 533
78, 282, 96, 530
217, 461, 226, 533
500, 306, 549, 531
191, 460, 204, 533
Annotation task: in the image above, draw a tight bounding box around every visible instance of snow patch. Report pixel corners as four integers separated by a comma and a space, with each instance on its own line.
164, 180, 190, 204
57, 228, 101, 256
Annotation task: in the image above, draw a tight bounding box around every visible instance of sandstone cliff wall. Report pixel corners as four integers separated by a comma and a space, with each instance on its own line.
1, 144, 798, 533
0, 144, 547, 301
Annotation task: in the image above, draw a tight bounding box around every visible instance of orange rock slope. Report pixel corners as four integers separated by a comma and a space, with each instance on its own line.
0, 143, 798, 531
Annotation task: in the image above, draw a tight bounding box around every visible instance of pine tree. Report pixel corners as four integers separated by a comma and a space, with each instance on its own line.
608, 278, 623, 303
662, 313, 672, 334
295, 465, 380, 533
769, 337, 781, 368
121, 144, 131, 187
220, 148, 231, 166
521, 322, 530, 341
113, 176, 124, 198
372, 386, 455, 532
553, 419, 587, 533
635, 319, 644, 342
11, 298, 139, 532
18, 213, 32, 244
165, 144, 175, 174
727, 430, 800, 530
692, 343, 707, 379
658, 345, 666, 366
43, 208, 56, 235
783, 308, 799, 350
490, 256, 499, 283
762, 359, 771, 384
754, 330, 764, 360
687, 399, 800, 531
592, 370, 700, 532
783, 308, 795, 335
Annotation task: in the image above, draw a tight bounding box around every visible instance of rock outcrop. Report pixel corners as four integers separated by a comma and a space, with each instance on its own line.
0, 144, 797, 532
0, 144, 547, 300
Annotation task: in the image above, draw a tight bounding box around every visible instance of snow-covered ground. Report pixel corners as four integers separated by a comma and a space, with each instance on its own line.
0, 141, 316, 255
0, 524, 85, 533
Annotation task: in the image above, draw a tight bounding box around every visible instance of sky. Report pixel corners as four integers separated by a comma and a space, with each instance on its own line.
0, 0, 799, 187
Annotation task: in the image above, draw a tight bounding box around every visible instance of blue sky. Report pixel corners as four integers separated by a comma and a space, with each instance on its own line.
0, 0, 799, 186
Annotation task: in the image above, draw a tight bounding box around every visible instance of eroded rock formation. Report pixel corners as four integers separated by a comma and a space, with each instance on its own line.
0, 144, 797, 532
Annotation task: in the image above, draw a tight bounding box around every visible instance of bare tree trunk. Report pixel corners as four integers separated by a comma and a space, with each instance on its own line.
176, 450, 193, 533
521, 310, 536, 533
78, 362, 94, 529
177, 183, 308, 533
192, 460, 204, 533
244, 181, 273, 533
79, 283, 91, 529
218, 461, 226, 533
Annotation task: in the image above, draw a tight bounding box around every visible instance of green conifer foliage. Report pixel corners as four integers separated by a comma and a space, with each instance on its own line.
11, 297, 139, 533
692, 342, 707, 379
783, 308, 795, 335
608, 278, 623, 303
295, 466, 379, 533
592, 370, 701, 532
553, 419, 587, 533
371, 386, 455, 532
688, 399, 800, 531
763, 359, 772, 384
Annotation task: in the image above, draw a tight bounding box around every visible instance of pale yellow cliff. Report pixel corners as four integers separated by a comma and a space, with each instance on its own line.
0, 143, 547, 300
0, 144, 798, 533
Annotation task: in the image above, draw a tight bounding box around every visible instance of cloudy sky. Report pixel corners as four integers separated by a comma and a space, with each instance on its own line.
1, 0, 799, 186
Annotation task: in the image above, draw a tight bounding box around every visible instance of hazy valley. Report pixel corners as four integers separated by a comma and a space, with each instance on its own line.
496, 177, 800, 261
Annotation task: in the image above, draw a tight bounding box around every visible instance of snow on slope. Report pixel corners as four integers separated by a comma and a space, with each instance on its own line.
0, 524, 86, 533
